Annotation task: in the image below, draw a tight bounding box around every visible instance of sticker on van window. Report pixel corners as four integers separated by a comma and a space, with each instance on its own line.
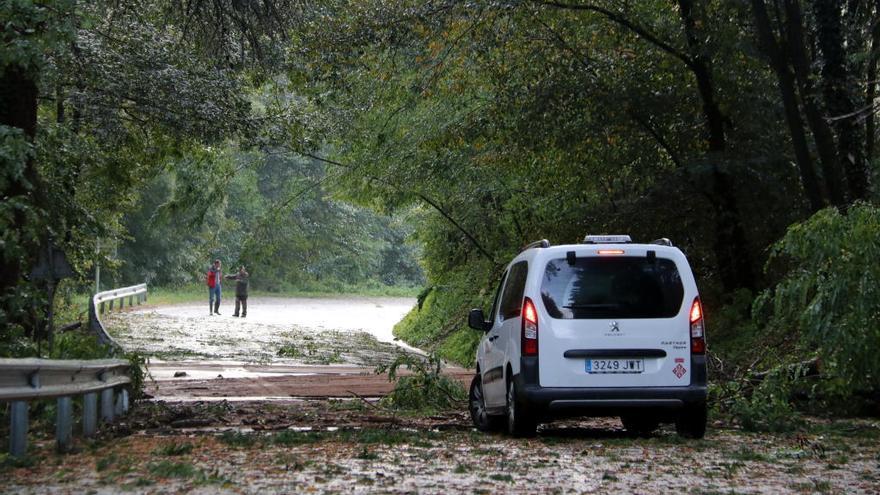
672, 363, 687, 378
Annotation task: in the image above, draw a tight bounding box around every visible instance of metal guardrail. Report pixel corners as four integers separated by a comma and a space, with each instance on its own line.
89, 283, 147, 349
1, 358, 131, 456
1, 283, 147, 457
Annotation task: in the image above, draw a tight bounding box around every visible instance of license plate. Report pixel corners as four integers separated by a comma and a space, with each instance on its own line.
585, 358, 644, 374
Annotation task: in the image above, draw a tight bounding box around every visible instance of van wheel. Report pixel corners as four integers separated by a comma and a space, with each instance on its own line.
675, 402, 707, 439
469, 375, 501, 432
621, 415, 660, 437
506, 379, 537, 437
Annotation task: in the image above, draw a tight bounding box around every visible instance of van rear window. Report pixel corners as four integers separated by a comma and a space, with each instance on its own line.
541, 257, 684, 319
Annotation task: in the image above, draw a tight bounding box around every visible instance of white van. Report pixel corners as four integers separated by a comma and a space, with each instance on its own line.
467, 236, 707, 438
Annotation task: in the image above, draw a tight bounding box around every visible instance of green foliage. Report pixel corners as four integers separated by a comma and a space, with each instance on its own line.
48, 332, 110, 359
125, 351, 148, 401
724, 375, 804, 433
706, 289, 789, 382
287, 0, 809, 362
376, 352, 467, 412
756, 203, 880, 394
2, 0, 269, 345
0, 0, 75, 72
115, 150, 424, 292
152, 442, 194, 457
218, 430, 258, 448
393, 261, 497, 366
0, 125, 43, 338
0, 318, 36, 358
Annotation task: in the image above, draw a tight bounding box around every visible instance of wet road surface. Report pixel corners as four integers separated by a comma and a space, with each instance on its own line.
103, 296, 470, 400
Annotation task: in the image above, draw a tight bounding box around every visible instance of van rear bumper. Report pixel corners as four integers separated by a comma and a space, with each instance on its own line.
517, 381, 706, 409
515, 355, 707, 418
514, 380, 707, 418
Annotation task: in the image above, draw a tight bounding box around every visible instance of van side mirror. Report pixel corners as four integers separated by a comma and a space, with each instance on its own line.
468, 309, 490, 332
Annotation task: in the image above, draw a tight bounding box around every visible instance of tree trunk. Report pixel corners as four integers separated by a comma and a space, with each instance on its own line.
813, 0, 870, 202
867, 2, 880, 165
0, 62, 46, 339
0, 64, 40, 291
782, 0, 846, 207
678, 0, 756, 291
0, 66, 38, 138
677, 0, 727, 152
751, 0, 826, 212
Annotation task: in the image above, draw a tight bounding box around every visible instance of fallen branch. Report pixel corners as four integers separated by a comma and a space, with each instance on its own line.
57, 321, 82, 333
345, 389, 388, 413
749, 357, 821, 384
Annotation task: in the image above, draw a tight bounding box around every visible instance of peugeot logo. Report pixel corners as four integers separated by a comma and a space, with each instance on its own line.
609, 321, 620, 332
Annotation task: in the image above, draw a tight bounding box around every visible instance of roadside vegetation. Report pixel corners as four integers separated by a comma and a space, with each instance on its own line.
376, 352, 468, 414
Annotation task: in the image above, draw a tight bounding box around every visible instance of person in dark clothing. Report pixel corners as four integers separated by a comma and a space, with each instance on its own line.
207, 259, 223, 315
225, 266, 249, 317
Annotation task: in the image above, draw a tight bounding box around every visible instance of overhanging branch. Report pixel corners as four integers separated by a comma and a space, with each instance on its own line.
301, 152, 498, 265
535, 0, 696, 69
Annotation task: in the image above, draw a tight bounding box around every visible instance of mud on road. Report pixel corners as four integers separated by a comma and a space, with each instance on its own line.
143, 363, 473, 401
107, 296, 418, 366
104, 296, 451, 399
4, 400, 879, 494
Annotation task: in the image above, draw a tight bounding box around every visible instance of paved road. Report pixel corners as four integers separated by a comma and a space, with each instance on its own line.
105, 296, 471, 400
141, 295, 419, 350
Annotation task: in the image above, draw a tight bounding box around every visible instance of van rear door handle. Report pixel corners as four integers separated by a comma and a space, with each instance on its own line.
563, 349, 667, 358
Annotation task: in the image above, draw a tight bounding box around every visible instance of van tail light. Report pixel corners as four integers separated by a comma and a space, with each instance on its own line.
689, 297, 706, 354
522, 297, 538, 356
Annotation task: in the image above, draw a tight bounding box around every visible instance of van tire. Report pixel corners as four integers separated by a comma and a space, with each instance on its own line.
506, 379, 537, 437
469, 375, 502, 432
675, 402, 707, 439
621, 415, 660, 437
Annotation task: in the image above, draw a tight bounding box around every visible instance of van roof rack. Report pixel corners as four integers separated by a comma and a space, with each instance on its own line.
521, 239, 550, 251
583, 235, 632, 244
650, 238, 673, 247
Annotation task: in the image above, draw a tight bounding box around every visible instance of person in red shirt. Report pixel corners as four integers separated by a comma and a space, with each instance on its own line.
207, 259, 223, 315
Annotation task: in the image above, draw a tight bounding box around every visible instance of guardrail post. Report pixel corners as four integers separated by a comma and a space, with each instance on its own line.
56, 396, 73, 453
114, 387, 127, 416
10, 401, 28, 457
101, 388, 115, 422
88, 298, 97, 331
129, 295, 133, 306
122, 388, 130, 414
83, 393, 98, 437
109, 299, 114, 311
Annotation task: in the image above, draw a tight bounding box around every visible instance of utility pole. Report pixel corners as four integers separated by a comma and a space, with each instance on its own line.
95, 238, 101, 293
